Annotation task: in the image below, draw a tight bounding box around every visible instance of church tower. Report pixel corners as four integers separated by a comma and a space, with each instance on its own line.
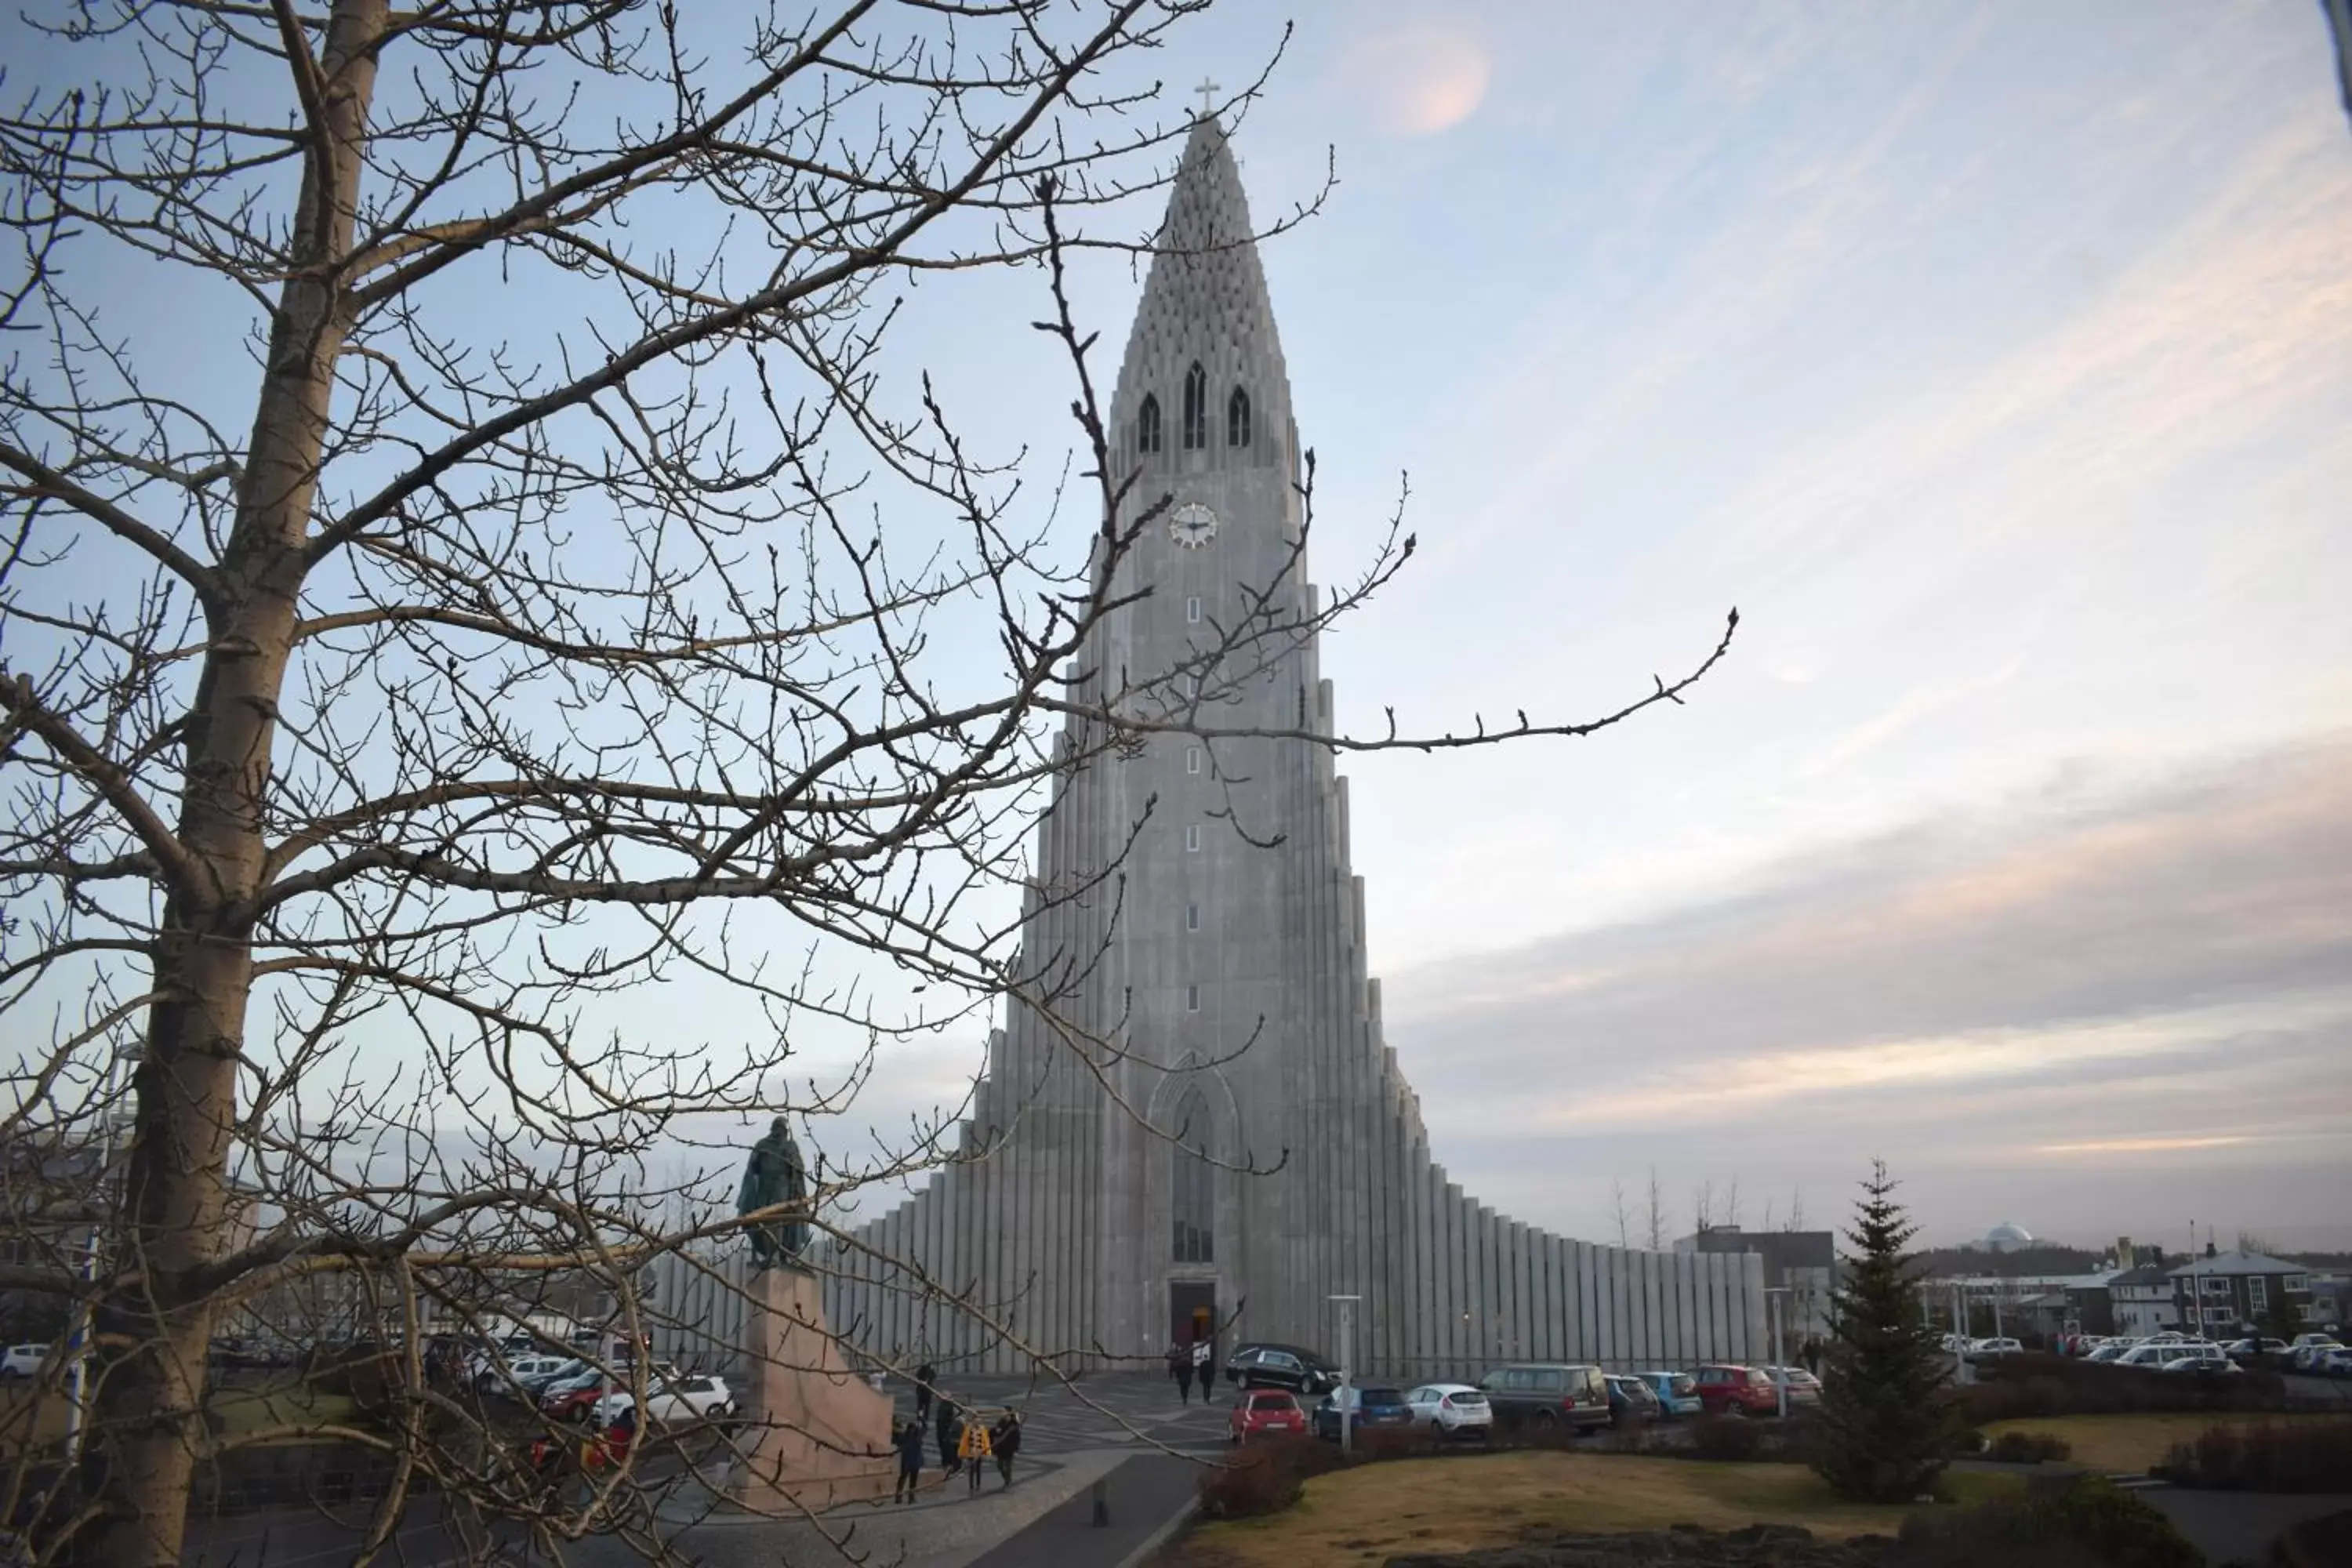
819, 116, 1766, 1379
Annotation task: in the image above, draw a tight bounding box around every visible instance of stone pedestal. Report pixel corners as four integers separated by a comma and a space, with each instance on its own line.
735, 1265, 895, 1512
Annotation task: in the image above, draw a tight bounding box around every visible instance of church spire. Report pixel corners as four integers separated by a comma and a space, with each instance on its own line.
1111, 114, 1292, 477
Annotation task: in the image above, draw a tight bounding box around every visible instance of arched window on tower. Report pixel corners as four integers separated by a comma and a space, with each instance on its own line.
1181, 362, 1207, 449
1171, 1087, 1214, 1263
1227, 384, 1251, 448
1137, 394, 1162, 455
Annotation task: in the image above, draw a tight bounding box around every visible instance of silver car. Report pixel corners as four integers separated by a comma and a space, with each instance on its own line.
1402, 1382, 1492, 1441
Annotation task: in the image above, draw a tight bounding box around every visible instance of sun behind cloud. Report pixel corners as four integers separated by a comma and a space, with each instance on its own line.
1340, 22, 1492, 136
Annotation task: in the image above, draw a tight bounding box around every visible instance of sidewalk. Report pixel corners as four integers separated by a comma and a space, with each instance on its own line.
961, 1454, 1200, 1568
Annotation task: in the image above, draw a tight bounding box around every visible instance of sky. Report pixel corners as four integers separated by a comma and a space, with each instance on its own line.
8, 2, 2348, 1254
823, 0, 2352, 1251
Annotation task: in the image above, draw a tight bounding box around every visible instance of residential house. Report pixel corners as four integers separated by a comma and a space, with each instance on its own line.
2167, 1247, 2313, 1336
2108, 1264, 2176, 1336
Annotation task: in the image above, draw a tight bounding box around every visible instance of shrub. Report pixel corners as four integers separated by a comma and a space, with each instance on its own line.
1953, 1352, 2290, 1424
2270, 1507, 2352, 1568
1194, 1435, 1341, 1520
1986, 1430, 2074, 1465
2156, 1420, 2352, 1493
1886, 1475, 2202, 1568
1690, 1413, 1765, 1461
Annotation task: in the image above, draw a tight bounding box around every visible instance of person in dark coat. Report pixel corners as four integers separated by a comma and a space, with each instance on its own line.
913, 1362, 937, 1425
893, 1418, 925, 1503
991, 1410, 1022, 1489
935, 1395, 961, 1475
1174, 1341, 1196, 1404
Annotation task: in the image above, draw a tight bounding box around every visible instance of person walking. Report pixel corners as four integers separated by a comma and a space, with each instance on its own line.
1800, 1337, 1822, 1378
935, 1395, 961, 1476
1190, 1335, 1212, 1399
892, 1418, 925, 1504
913, 1361, 937, 1426
1174, 1340, 1196, 1405
957, 1411, 993, 1494
991, 1410, 1022, 1490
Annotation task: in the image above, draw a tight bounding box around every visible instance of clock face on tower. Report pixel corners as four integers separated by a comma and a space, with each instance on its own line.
1169, 502, 1219, 550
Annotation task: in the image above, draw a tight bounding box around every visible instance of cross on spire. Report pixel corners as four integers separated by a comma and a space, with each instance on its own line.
1193, 78, 1221, 120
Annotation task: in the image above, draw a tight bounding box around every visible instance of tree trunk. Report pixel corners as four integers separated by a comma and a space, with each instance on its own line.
81, 5, 384, 1561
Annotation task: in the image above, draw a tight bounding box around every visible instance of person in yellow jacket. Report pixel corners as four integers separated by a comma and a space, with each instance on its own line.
956, 1414, 993, 1494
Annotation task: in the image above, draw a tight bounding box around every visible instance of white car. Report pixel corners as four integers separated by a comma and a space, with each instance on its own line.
1402, 1382, 1492, 1440
0, 1345, 47, 1379
2160, 1353, 2238, 1375
594, 1373, 736, 1428
475, 1353, 572, 1394
1967, 1338, 2024, 1359
2112, 1344, 2179, 1370
2292, 1341, 2345, 1371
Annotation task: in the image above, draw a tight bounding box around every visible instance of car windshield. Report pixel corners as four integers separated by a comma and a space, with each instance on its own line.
1360, 1388, 1403, 1405
1248, 1393, 1290, 1410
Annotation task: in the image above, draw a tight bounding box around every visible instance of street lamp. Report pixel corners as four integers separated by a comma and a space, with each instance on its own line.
1764, 1287, 1791, 1419
1327, 1294, 1360, 1457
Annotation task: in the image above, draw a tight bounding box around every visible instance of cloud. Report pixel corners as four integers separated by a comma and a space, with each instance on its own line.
1337, 23, 1491, 136
1385, 735, 2352, 1240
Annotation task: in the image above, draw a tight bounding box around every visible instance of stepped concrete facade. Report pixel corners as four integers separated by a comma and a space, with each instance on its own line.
819, 116, 1765, 1380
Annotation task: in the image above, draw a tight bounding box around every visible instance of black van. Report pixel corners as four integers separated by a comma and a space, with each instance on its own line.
1475, 1363, 1612, 1432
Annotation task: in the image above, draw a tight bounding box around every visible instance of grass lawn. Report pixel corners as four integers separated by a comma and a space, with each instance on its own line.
1174, 1452, 2021, 1568
1983, 1412, 2351, 1475
0, 1375, 361, 1457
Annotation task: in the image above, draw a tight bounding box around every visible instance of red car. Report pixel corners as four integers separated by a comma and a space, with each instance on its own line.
1691, 1363, 1780, 1417
1228, 1388, 1308, 1444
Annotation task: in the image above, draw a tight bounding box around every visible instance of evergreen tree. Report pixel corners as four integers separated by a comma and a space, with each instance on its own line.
1813, 1160, 1953, 1502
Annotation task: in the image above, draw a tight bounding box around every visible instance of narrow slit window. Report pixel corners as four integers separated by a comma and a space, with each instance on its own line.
1185, 746, 1202, 775
1137, 394, 1162, 454
1185, 595, 1202, 624
1228, 384, 1251, 448
1181, 361, 1207, 449
1185, 984, 1201, 1013
1185, 824, 1201, 852
1186, 902, 1200, 931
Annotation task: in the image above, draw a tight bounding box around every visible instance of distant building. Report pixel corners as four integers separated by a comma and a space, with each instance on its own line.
2107, 1264, 2175, 1336
1676, 1225, 1838, 1344
2169, 1247, 2315, 1335
1983, 1221, 2034, 1254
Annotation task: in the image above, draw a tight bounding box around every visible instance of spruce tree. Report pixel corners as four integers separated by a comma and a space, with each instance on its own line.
1813, 1160, 1954, 1501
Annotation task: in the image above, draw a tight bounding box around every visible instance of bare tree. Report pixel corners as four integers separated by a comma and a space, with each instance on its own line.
1646, 1166, 1666, 1252
1725, 1174, 1741, 1231
1693, 1179, 1715, 1236
1611, 1178, 1632, 1250
0, 2, 1737, 1562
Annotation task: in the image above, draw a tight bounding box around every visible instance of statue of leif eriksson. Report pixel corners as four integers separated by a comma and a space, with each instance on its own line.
735, 1116, 811, 1272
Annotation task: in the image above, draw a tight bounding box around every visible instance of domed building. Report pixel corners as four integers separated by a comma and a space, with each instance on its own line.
1984, 1221, 2034, 1254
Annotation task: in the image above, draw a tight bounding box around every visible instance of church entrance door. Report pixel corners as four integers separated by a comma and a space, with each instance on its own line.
1169, 1281, 1215, 1348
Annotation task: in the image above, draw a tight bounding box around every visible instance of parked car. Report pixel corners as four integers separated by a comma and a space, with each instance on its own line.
542, 1381, 607, 1422
2316, 1348, 2352, 1379
1692, 1364, 1781, 1417
1762, 1367, 1824, 1406
2160, 1356, 2241, 1377
593, 1373, 735, 1428
2084, 1341, 2132, 1364
1224, 1344, 1341, 1396
477, 1353, 574, 1395
1966, 1337, 2024, 1361
1476, 1363, 1612, 1433
1603, 1374, 1662, 1426
2111, 1344, 2179, 1370
1632, 1369, 1703, 1418
2220, 1338, 2287, 1362
1310, 1385, 1414, 1442
1401, 1383, 1493, 1442
2292, 1341, 2346, 1371
0, 1345, 47, 1380
1228, 1388, 1308, 1444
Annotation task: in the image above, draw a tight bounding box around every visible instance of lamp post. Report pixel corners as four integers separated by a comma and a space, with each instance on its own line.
1764, 1287, 1791, 1418
1328, 1294, 1360, 1457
